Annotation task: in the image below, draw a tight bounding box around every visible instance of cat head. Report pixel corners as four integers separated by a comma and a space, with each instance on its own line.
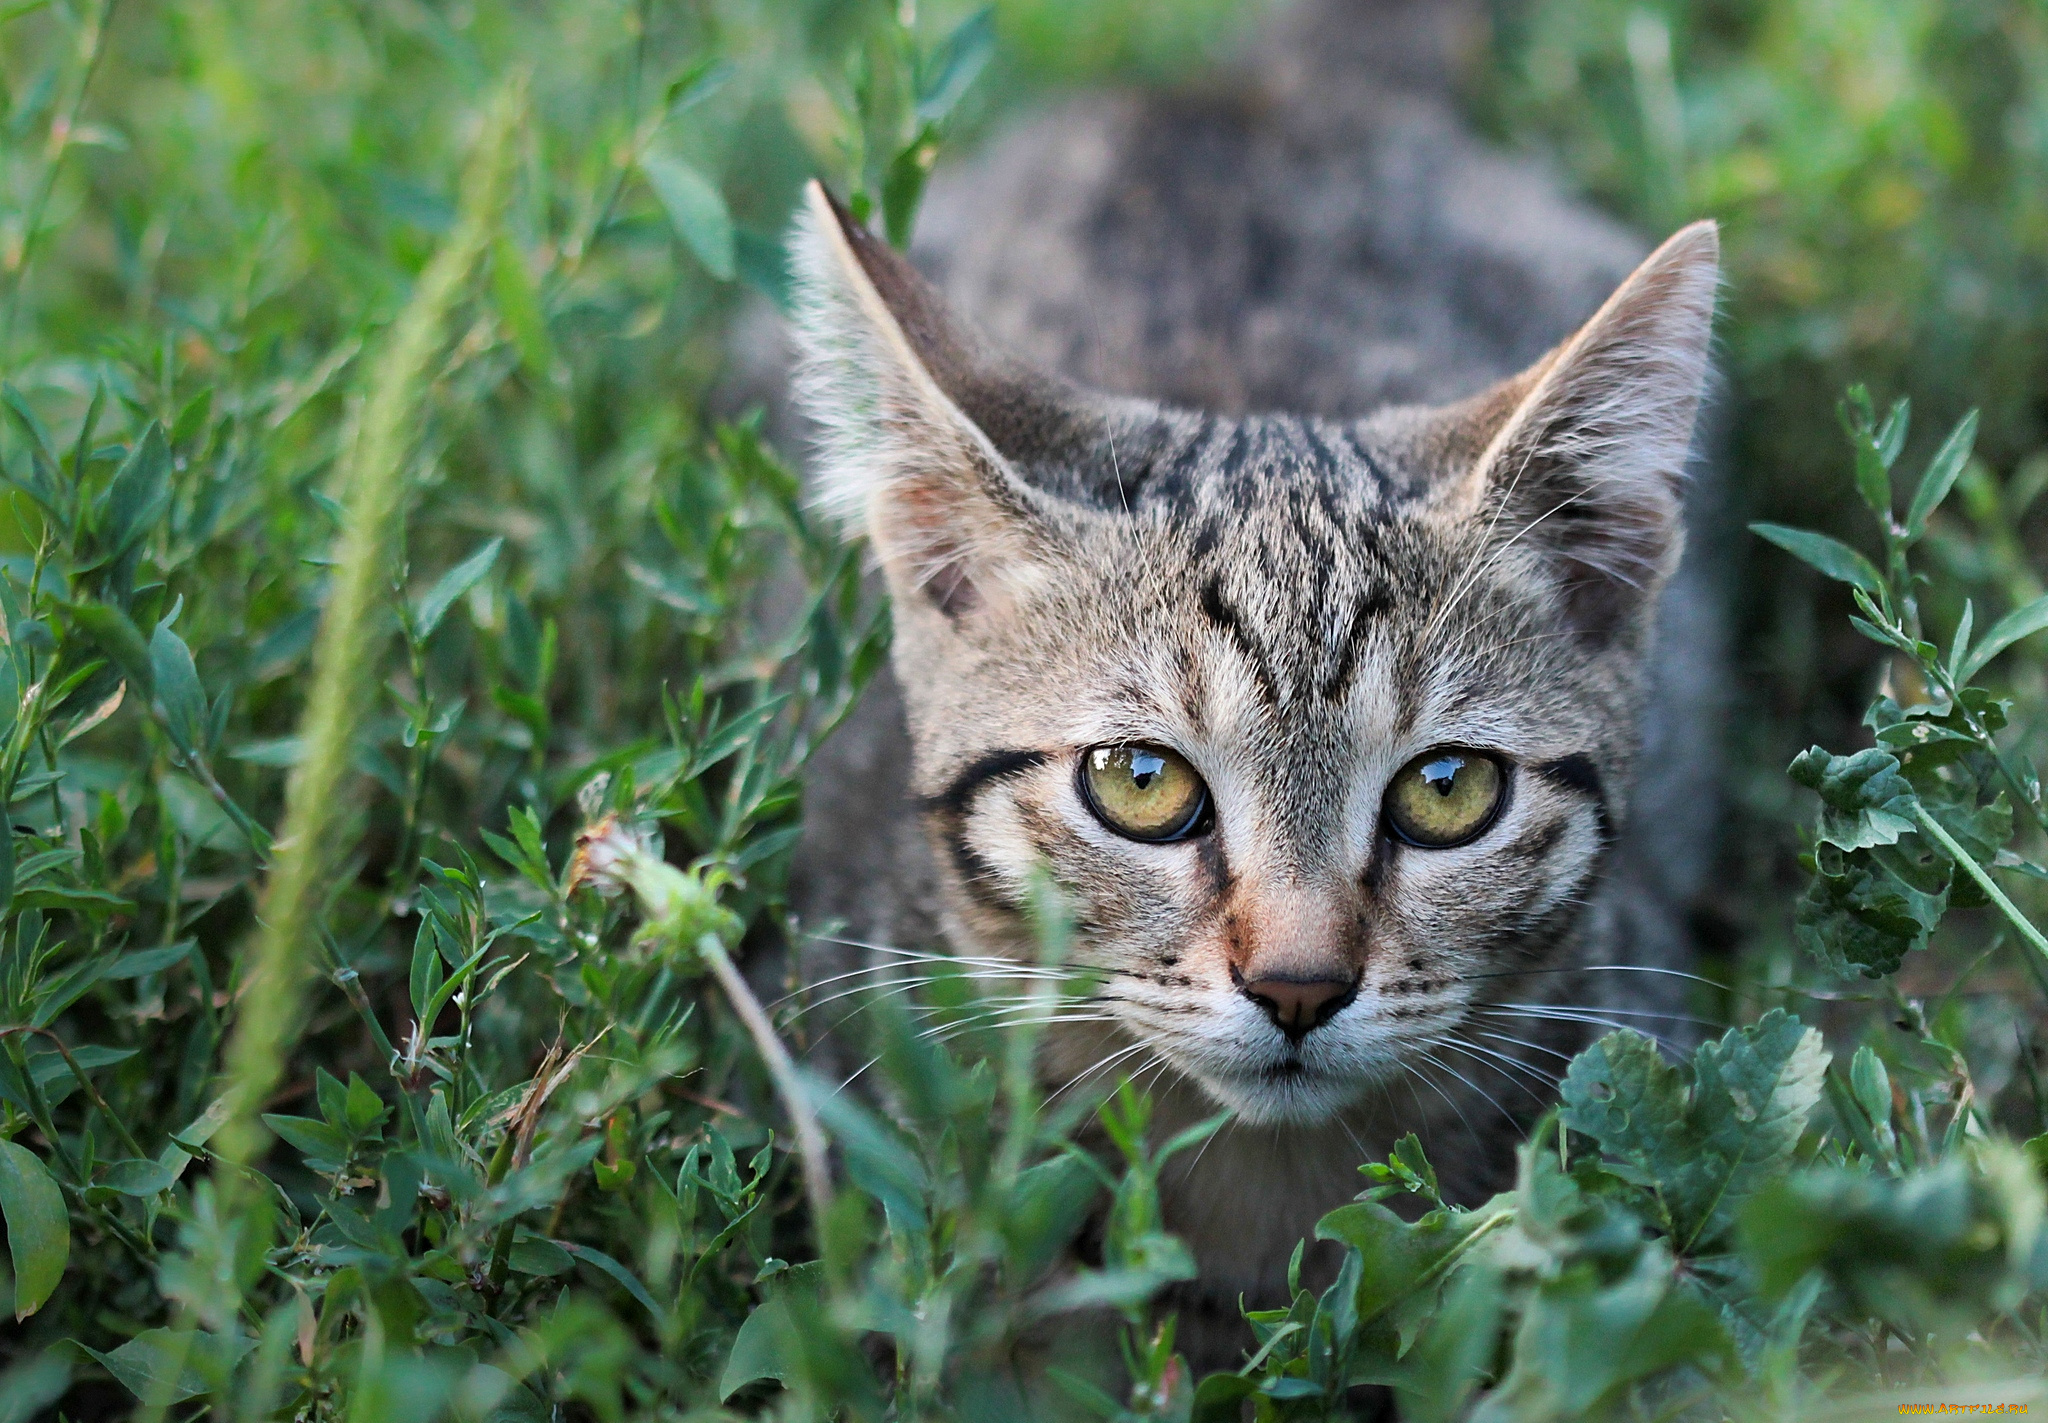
788, 181, 1717, 1126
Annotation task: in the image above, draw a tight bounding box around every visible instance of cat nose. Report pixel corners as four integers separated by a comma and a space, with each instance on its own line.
1235, 967, 1360, 1043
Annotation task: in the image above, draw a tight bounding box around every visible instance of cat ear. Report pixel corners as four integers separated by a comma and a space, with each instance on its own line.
788, 179, 1060, 621
1442, 220, 1719, 640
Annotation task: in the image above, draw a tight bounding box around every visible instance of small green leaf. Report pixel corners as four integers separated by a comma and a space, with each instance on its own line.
1796, 852, 1933, 978
663, 55, 734, 113
413, 536, 503, 642
721, 1295, 797, 1399
915, 6, 996, 123
96, 423, 172, 563
1474, 1249, 1735, 1420
639, 152, 734, 281
64, 600, 155, 695
0, 1142, 67, 1317
344, 1073, 387, 1135
491, 239, 555, 388
99, 1158, 177, 1196
1960, 591, 2048, 683
1848, 1046, 1893, 1131
507, 1232, 573, 1276
81, 1328, 254, 1404
1750, 523, 1885, 594
883, 131, 939, 249
1787, 746, 1918, 850
149, 615, 208, 759
260, 1113, 350, 1168
1905, 408, 1979, 540
409, 921, 444, 1022
559, 1240, 661, 1318
100, 940, 194, 979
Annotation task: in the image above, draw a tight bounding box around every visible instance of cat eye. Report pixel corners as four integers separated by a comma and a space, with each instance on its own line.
1384, 748, 1506, 848
1080, 743, 1210, 842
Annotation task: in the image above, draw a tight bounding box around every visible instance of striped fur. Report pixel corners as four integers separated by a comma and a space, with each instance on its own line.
781, 0, 1722, 1366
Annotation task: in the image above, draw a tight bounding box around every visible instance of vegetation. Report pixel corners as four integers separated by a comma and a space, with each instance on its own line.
0, 0, 2045, 1418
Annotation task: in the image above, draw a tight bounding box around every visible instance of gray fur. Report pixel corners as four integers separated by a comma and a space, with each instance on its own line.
784, 0, 1727, 1367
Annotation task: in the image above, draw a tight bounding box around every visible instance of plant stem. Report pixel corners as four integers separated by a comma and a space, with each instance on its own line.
208, 80, 524, 1217
0, 1024, 147, 1160
1912, 804, 2048, 971
696, 931, 833, 1226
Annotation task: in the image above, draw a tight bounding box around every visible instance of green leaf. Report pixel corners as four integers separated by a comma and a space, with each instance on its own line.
663, 55, 734, 113
344, 1073, 388, 1135
261, 1113, 350, 1170
1315, 1194, 1511, 1339
149, 614, 208, 759
491, 239, 555, 388
639, 152, 734, 281
559, 1240, 662, 1319
1905, 408, 1979, 540
1739, 1143, 2046, 1328
414, 536, 503, 642
98, 1158, 177, 1196
1875, 396, 1911, 467
1796, 850, 1935, 977
1471, 1250, 1734, 1422
1392, 1259, 1504, 1423
15, 884, 138, 916
101, 940, 194, 979
80, 1327, 254, 1405
0, 1141, 68, 1319
721, 1294, 797, 1399
409, 921, 444, 1022
507, 1232, 574, 1276
1787, 746, 1919, 850
64, 600, 155, 695
0, 1348, 70, 1422
1749, 523, 1885, 594
1960, 591, 2048, 683
1190, 1374, 1260, 1423
1667, 1011, 1830, 1249
1560, 1011, 1829, 1251
228, 735, 304, 766
96, 423, 172, 563
882, 131, 939, 249
1947, 599, 1975, 684
30, 1044, 138, 1099
915, 7, 995, 123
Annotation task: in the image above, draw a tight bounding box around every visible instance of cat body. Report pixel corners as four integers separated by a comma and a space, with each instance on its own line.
785, 0, 1723, 1363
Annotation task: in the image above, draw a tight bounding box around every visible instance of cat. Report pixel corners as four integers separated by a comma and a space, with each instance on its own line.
781, 0, 1724, 1367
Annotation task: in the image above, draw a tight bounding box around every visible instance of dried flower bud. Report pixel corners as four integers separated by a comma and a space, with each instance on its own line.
568, 812, 741, 965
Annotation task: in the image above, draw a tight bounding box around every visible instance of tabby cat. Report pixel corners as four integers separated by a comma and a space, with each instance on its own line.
781, 0, 1721, 1364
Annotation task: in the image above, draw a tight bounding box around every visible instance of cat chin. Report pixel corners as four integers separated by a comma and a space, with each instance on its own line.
1189, 1063, 1380, 1128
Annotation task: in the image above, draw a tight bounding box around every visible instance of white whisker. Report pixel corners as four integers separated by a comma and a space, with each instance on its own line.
1413, 1048, 1524, 1133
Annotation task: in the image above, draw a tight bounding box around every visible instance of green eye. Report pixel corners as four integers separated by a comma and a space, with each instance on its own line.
1384, 749, 1506, 848
1080, 744, 1210, 842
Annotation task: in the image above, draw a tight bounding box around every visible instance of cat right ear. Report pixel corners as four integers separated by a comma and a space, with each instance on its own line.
787, 180, 1055, 621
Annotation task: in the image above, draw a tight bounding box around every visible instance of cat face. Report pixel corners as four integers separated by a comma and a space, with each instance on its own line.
789, 184, 1717, 1126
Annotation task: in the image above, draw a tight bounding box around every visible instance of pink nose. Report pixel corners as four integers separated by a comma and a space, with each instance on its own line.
1239, 972, 1359, 1042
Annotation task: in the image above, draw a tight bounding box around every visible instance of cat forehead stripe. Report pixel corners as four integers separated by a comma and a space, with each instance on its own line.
922, 748, 1051, 816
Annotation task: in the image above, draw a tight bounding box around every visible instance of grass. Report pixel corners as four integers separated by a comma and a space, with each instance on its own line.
0, 0, 2044, 1418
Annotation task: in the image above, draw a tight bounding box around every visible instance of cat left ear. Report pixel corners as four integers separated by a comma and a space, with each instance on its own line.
787, 180, 1057, 622
1446, 220, 1719, 641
